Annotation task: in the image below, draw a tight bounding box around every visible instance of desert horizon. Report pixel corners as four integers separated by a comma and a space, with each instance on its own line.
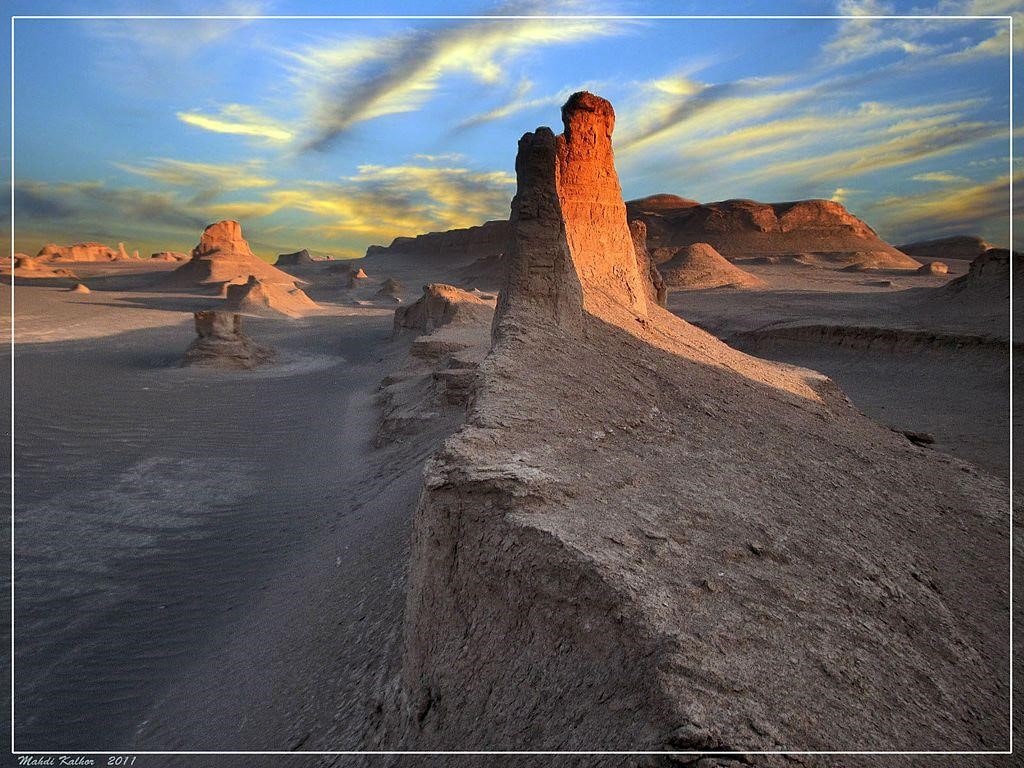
3, 2, 1020, 766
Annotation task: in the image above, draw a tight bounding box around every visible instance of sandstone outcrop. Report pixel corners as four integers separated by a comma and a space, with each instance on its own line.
151, 251, 189, 262
36, 242, 119, 261
898, 235, 993, 261
658, 242, 766, 289
116, 242, 130, 261
625, 195, 920, 270
224, 274, 318, 318
629, 220, 667, 307
274, 249, 315, 266
167, 220, 302, 290
366, 220, 509, 264
396, 92, 1008, 758
181, 311, 274, 370
69, 283, 90, 293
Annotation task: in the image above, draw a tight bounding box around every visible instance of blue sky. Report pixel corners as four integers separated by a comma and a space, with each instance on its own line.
5, 0, 1021, 259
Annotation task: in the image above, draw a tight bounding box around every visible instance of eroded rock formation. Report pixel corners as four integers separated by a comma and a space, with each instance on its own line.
151, 251, 189, 262
167, 220, 302, 290
36, 242, 119, 261
181, 311, 274, 369
396, 92, 1009, 759
393, 283, 493, 336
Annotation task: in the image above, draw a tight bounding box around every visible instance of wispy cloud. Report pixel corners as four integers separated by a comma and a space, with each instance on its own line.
116, 158, 277, 191
282, 11, 623, 151
911, 170, 971, 183
453, 79, 582, 132
177, 104, 294, 143
863, 170, 1020, 242
215, 163, 516, 238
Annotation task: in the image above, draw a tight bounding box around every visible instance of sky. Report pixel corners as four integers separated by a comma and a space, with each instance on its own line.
4, 0, 1021, 260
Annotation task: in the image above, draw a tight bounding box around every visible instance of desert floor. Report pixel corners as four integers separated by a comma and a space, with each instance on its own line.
5, 255, 1012, 759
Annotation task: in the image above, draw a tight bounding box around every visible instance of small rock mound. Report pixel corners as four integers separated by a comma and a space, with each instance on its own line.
941, 248, 1012, 299
151, 251, 189, 262
393, 284, 493, 336
346, 267, 370, 288
224, 274, 318, 318
275, 249, 315, 266
181, 311, 275, 370
376, 277, 404, 302
917, 261, 949, 275
658, 242, 765, 289
69, 283, 90, 293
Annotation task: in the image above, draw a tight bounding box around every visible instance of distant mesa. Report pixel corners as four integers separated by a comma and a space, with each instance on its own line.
364, 191, 915, 273
393, 283, 493, 336
151, 251, 190, 262
625, 195, 921, 270
917, 261, 949, 276
224, 274, 318, 318
165, 220, 303, 291
365, 220, 509, 264
181, 310, 275, 370
274, 249, 316, 267
69, 283, 90, 293
627, 193, 701, 213
898, 235, 993, 261
658, 242, 765, 289
36, 242, 121, 262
